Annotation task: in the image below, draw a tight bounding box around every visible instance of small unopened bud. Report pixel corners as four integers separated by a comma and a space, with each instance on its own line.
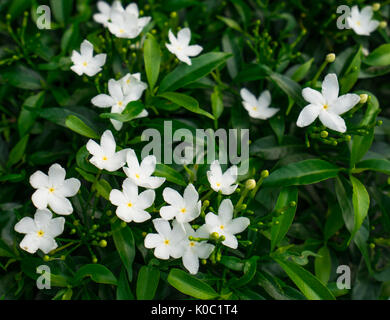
92, 256, 98, 264
261, 170, 269, 178
320, 131, 328, 138
106, 210, 112, 216
201, 259, 207, 265
236, 188, 241, 193
380, 21, 387, 29
120, 221, 127, 228
360, 93, 368, 104
372, 3, 380, 11
170, 11, 177, 18
219, 235, 226, 241
345, 135, 351, 141
290, 201, 297, 207
245, 179, 256, 190
369, 243, 375, 249
60, 255, 65, 261
203, 200, 210, 207
326, 53, 336, 63
99, 240, 107, 248
241, 204, 247, 210
142, 232, 147, 237
92, 224, 98, 231
70, 228, 76, 234
377, 120, 383, 126
73, 220, 80, 226
211, 232, 220, 240
43, 255, 50, 262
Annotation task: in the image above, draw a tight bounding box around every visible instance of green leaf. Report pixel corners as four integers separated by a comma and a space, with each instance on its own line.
228, 256, 258, 288
263, 159, 340, 187
314, 246, 332, 285
270, 187, 298, 251
340, 45, 361, 94
144, 33, 161, 92
50, 0, 73, 25
274, 258, 335, 300
7, 135, 29, 167
0, 64, 44, 90
211, 87, 224, 120
65, 115, 99, 139
355, 158, 390, 175
158, 92, 214, 119
219, 256, 244, 271
167, 268, 219, 299
74, 264, 117, 286
350, 175, 370, 236
95, 179, 112, 200
350, 92, 380, 166
136, 266, 160, 300
268, 72, 305, 107
117, 268, 134, 300
100, 101, 145, 122
364, 44, 390, 66
18, 91, 45, 137
159, 52, 231, 92
154, 163, 187, 186
291, 58, 313, 82
112, 220, 136, 281
217, 15, 243, 32
335, 176, 355, 236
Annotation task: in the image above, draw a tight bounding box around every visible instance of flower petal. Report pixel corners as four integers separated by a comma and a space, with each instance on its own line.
137, 189, 155, 209
30, 171, 49, 189
182, 250, 199, 274
34, 209, 52, 230
296, 104, 321, 127
226, 217, 250, 235
195, 243, 214, 259
302, 88, 325, 105
31, 189, 49, 209
185, 45, 203, 57
222, 233, 238, 249
39, 237, 58, 254
80, 40, 94, 58
205, 212, 221, 228
240, 88, 258, 106
218, 199, 233, 224
91, 94, 114, 108
58, 178, 80, 197
163, 187, 183, 207
109, 189, 127, 206
160, 206, 178, 220
183, 184, 199, 207
48, 163, 66, 186
86, 139, 102, 157
153, 218, 171, 238
47, 217, 65, 238
19, 234, 40, 254
14, 217, 36, 234
154, 245, 170, 260
108, 79, 123, 101
100, 130, 116, 155
319, 111, 347, 133
177, 28, 191, 45
322, 73, 339, 104
140, 155, 157, 177
48, 194, 73, 215
144, 233, 162, 248
258, 90, 271, 108
329, 94, 360, 115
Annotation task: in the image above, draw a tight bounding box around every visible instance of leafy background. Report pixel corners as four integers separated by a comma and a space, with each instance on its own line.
0, 0, 390, 300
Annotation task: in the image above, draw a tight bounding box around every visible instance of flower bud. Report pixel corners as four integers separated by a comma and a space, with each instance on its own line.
170, 11, 177, 18
261, 170, 269, 178
201, 259, 207, 265
369, 243, 375, 249
219, 235, 226, 241
345, 135, 351, 141
92, 224, 98, 231
142, 231, 147, 237
360, 93, 368, 104
120, 221, 127, 228
289, 201, 297, 207
326, 53, 336, 63
70, 228, 76, 234
203, 200, 210, 207
241, 204, 247, 210
92, 256, 98, 264
245, 179, 256, 190
210, 232, 220, 240
320, 131, 328, 138
380, 21, 387, 29
372, 3, 380, 11
43, 255, 50, 262
60, 255, 65, 261
99, 240, 107, 248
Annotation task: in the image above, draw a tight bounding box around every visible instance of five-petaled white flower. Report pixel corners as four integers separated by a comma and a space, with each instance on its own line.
91, 78, 147, 131
107, 3, 151, 39
109, 178, 155, 223
144, 218, 185, 260
93, 1, 123, 27
14, 209, 65, 254
207, 160, 238, 195
165, 28, 203, 65
199, 199, 250, 249
160, 184, 201, 224
123, 150, 165, 189
71, 40, 106, 77
86, 130, 129, 171
30, 163, 81, 215
296, 73, 360, 133
178, 222, 214, 274
240, 89, 279, 120
347, 6, 380, 36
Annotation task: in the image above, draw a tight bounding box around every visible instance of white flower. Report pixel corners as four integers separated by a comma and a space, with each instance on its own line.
296, 73, 360, 133
71, 40, 106, 77
91, 78, 148, 131
347, 6, 380, 36
123, 150, 165, 189
86, 130, 129, 171
160, 184, 201, 224
14, 209, 65, 254
107, 3, 151, 39
144, 218, 185, 259
207, 160, 238, 195
30, 164, 81, 215
240, 89, 279, 119
93, 1, 123, 26
178, 222, 214, 274
165, 28, 203, 65
109, 178, 155, 223
199, 199, 250, 249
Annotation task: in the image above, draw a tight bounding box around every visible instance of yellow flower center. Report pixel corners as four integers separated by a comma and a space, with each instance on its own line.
252, 106, 257, 111
135, 173, 140, 179
180, 208, 186, 213
37, 230, 44, 237
126, 79, 131, 84
220, 225, 224, 230
189, 241, 195, 247
323, 104, 328, 110
118, 101, 123, 106
83, 61, 88, 66
164, 239, 170, 245
216, 183, 221, 187
119, 29, 125, 34
49, 188, 55, 193
356, 21, 361, 26
127, 202, 133, 207
102, 156, 108, 161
